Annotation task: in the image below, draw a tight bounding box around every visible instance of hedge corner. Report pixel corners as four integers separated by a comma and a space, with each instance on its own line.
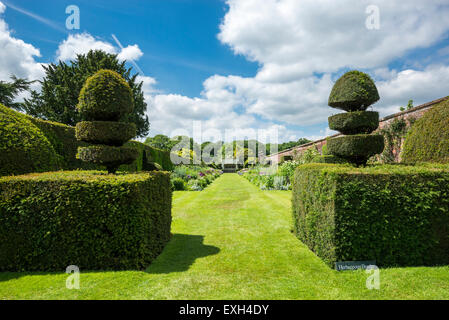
0, 171, 172, 271
292, 163, 449, 268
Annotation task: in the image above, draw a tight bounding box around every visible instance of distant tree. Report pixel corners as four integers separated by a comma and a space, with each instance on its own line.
144, 134, 176, 151
0, 76, 33, 110
297, 138, 312, 146
266, 138, 312, 155
24, 50, 149, 137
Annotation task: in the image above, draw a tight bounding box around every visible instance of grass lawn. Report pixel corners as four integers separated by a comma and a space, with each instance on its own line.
0, 174, 448, 299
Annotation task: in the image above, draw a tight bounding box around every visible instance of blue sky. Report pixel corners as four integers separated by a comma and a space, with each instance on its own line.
2, 0, 258, 96
1, 0, 449, 142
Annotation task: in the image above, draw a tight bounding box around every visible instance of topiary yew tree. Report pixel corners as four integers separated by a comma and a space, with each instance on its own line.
23, 50, 149, 138
75, 70, 138, 173
327, 71, 384, 166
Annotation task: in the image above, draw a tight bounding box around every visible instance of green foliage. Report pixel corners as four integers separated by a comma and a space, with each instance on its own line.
377, 117, 410, 163
0, 104, 171, 176
311, 155, 347, 164
0, 104, 60, 176
119, 141, 173, 172
327, 71, 383, 165
292, 163, 449, 267
0, 171, 172, 271
187, 179, 204, 191
171, 165, 222, 191
266, 138, 312, 155
144, 134, 178, 152
278, 161, 301, 182
31, 118, 169, 173
297, 138, 312, 146
243, 148, 324, 190
23, 50, 149, 137
75, 121, 136, 146
2, 174, 449, 300
321, 144, 329, 155
172, 177, 187, 191
400, 99, 414, 112
328, 70, 380, 112
0, 76, 33, 111
77, 145, 139, 171
143, 135, 313, 165
327, 135, 384, 166
402, 99, 449, 164
328, 111, 379, 134
29, 117, 99, 170
242, 162, 297, 190
76, 70, 137, 173
293, 147, 320, 163
280, 155, 293, 163
147, 146, 174, 171
77, 69, 134, 121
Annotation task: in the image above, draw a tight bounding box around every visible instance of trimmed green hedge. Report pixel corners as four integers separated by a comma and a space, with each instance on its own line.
311, 155, 347, 164
327, 134, 384, 166
0, 171, 172, 271
0, 105, 173, 175
75, 121, 136, 146
77, 145, 139, 167
120, 141, 173, 172
0, 104, 60, 176
146, 144, 174, 171
402, 98, 449, 164
328, 111, 379, 134
292, 163, 449, 267
28, 117, 98, 171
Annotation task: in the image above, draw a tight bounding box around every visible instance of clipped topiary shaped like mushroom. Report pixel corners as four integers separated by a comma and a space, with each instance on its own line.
327, 70, 384, 166
75, 70, 138, 173
328, 70, 380, 112
77, 70, 134, 121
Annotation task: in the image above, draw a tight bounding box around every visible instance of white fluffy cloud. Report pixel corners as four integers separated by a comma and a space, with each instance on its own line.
0, 3, 155, 103
219, 0, 449, 80
56, 33, 116, 61
117, 44, 143, 62
0, 2, 44, 82
376, 64, 449, 115
56, 33, 144, 63
3, 0, 449, 142
148, 0, 449, 142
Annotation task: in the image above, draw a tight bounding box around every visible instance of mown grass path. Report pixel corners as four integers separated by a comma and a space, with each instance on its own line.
0, 174, 448, 299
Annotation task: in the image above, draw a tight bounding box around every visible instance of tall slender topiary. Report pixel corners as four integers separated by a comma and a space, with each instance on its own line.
75, 70, 138, 173
327, 71, 384, 166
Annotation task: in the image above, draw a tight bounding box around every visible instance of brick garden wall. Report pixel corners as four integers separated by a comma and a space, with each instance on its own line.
260, 96, 448, 164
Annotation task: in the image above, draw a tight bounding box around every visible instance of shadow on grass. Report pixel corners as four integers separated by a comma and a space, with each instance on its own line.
0, 234, 219, 281
0, 271, 52, 283
145, 234, 220, 274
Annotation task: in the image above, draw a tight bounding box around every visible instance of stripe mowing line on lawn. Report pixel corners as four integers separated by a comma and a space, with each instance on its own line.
154, 174, 351, 299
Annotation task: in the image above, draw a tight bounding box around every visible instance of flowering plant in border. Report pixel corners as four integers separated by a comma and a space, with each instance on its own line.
171, 165, 222, 191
